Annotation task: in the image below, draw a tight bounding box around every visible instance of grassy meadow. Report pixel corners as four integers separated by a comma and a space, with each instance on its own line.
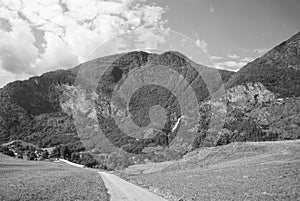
0, 154, 109, 201
119, 140, 300, 201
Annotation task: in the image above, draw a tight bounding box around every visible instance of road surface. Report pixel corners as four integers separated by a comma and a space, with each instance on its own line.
99, 172, 168, 201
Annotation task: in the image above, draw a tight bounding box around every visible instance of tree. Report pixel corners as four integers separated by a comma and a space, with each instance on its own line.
27, 151, 36, 160
0, 146, 15, 157
50, 145, 61, 158
192, 131, 207, 149
70, 152, 80, 163
60, 145, 71, 159
80, 153, 98, 168
41, 150, 49, 160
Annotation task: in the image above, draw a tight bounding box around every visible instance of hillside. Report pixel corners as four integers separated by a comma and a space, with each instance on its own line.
191, 82, 300, 150
188, 31, 300, 150
120, 140, 300, 201
0, 51, 234, 153
0, 31, 300, 159
226, 31, 300, 97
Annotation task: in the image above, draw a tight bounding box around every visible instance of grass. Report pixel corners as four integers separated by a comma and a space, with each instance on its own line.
0, 154, 109, 201
118, 140, 300, 201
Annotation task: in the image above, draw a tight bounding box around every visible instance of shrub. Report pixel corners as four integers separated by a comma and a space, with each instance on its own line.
0, 147, 15, 157
80, 153, 99, 168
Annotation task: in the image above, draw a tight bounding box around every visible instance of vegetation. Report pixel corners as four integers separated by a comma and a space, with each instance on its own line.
94, 51, 234, 154
1, 33, 300, 171
49, 145, 102, 168
119, 140, 300, 201
226, 31, 300, 97
0, 67, 83, 150
0, 51, 234, 157
0, 141, 49, 161
192, 83, 300, 150
0, 153, 109, 201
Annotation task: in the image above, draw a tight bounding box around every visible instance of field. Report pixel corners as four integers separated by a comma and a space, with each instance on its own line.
0, 154, 109, 201
119, 140, 300, 201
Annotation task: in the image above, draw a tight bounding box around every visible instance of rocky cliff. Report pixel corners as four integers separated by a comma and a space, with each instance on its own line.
193, 82, 300, 149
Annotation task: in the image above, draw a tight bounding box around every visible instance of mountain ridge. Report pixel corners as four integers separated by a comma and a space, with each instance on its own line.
226, 31, 300, 97
0, 51, 234, 151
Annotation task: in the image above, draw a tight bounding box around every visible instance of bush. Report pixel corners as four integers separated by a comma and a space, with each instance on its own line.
27, 151, 36, 160
80, 153, 99, 168
0, 147, 15, 157
215, 129, 233, 146
105, 151, 134, 170
41, 150, 49, 160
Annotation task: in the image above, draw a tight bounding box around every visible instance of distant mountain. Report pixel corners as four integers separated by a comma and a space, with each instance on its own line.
226, 31, 300, 97
0, 51, 234, 153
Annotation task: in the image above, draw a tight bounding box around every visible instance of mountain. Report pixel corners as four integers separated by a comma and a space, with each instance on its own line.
191, 32, 300, 149
192, 82, 300, 150
1, 30, 300, 157
0, 51, 234, 153
0, 69, 81, 149
226, 31, 300, 97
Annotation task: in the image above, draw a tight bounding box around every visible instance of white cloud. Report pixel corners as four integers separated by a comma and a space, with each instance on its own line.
0, 66, 30, 88
240, 57, 254, 63
210, 55, 223, 60
209, 5, 215, 13
195, 37, 208, 53
135, 28, 168, 50
212, 53, 253, 71
253, 48, 269, 54
228, 54, 239, 59
0, 18, 39, 74
215, 60, 247, 71
0, 0, 167, 87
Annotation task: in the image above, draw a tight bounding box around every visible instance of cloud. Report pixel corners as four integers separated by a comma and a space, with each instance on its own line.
0, 0, 167, 87
0, 18, 39, 75
253, 48, 269, 54
0, 62, 30, 87
210, 55, 223, 60
215, 60, 247, 71
228, 54, 239, 59
195, 35, 208, 53
240, 57, 254, 63
212, 53, 253, 71
209, 0, 215, 13
209, 5, 215, 13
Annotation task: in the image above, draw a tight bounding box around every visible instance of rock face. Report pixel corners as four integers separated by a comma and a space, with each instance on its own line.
190, 31, 300, 149
222, 82, 276, 109
226, 31, 300, 97
193, 82, 300, 149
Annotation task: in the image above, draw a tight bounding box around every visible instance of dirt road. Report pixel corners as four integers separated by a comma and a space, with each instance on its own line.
98, 172, 168, 201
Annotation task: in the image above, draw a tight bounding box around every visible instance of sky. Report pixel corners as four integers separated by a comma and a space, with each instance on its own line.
0, 0, 299, 87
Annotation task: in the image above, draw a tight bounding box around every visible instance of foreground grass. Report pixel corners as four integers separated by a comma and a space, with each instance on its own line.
0, 154, 109, 201
119, 140, 300, 201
